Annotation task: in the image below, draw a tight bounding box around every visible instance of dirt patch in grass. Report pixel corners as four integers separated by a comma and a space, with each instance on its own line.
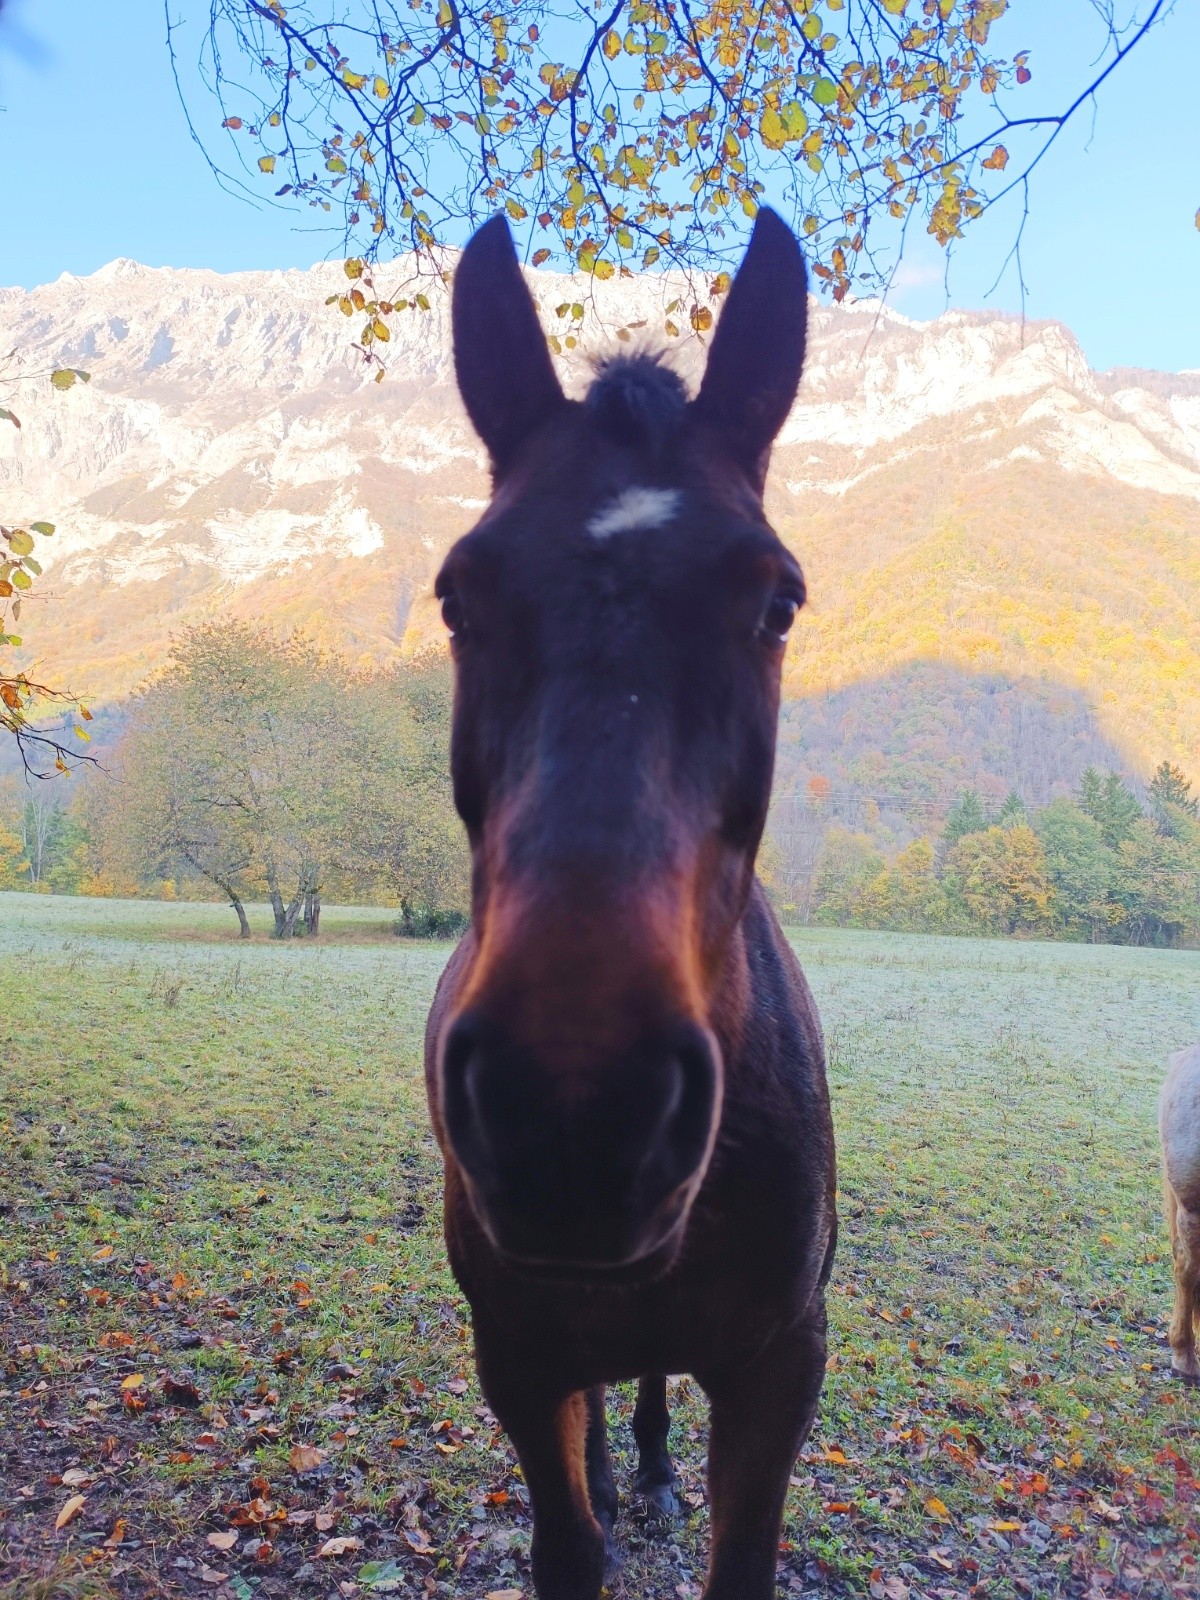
2, 899, 1198, 1598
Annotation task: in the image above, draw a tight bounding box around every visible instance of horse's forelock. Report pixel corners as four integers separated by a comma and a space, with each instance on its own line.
584, 354, 688, 455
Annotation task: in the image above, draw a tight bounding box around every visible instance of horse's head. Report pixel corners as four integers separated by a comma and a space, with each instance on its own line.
436, 210, 808, 1277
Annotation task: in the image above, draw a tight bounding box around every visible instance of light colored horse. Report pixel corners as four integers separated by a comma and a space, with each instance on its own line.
1161, 1043, 1200, 1379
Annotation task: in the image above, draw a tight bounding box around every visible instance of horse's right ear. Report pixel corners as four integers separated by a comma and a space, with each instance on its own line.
452, 216, 565, 475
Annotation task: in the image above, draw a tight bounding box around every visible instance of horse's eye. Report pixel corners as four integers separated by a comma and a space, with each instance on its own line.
440, 592, 465, 637
761, 593, 800, 643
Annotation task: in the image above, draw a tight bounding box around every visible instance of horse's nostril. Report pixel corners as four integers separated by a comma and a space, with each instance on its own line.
658, 1030, 721, 1184
440, 1012, 721, 1266
441, 1014, 489, 1170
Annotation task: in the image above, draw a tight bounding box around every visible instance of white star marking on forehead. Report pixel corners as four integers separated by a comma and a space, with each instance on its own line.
586, 486, 681, 540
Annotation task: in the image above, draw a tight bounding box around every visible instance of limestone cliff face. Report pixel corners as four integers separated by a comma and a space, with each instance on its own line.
2, 256, 1197, 779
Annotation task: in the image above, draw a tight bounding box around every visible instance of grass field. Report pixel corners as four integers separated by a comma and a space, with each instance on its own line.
2, 893, 1198, 1600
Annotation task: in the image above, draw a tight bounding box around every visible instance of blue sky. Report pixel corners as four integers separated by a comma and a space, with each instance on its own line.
1, 0, 1196, 372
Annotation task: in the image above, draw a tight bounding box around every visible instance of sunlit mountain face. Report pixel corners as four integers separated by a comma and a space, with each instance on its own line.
2, 256, 1197, 794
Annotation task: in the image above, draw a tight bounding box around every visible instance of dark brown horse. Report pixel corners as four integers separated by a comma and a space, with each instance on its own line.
424, 208, 836, 1600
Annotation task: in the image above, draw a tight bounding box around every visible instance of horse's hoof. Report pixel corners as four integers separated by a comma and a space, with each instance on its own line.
602, 1538, 624, 1584
637, 1480, 680, 1518
1171, 1358, 1200, 1384
596, 1513, 622, 1583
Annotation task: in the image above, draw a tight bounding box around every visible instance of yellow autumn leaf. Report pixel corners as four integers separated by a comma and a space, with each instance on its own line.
342, 69, 367, 90
373, 76, 389, 99
371, 317, 390, 342
55, 1494, 86, 1531
602, 29, 620, 60
258, 154, 276, 174
925, 1496, 952, 1520
760, 108, 787, 151
120, 1373, 145, 1390
317, 1536, 362, 1556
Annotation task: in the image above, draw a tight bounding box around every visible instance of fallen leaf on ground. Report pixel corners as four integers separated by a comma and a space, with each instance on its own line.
164, 1374, 203, 1406
104, 1520, 127, 1549
289, 1442, 327, 1472
55, 1494, 86, 1530
198, 1564, 228, 1584
60, 1469, 92, 1487
317, 1536, 362, 1556
315, 1511, 336, 1531
925, 1495, 952, 1520
120, 1373, 145, 1390
207, 1530, 238, 1550
869, 1575, 908, 1600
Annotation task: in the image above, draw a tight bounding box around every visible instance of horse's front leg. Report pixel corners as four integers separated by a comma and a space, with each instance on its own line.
698, 1306, 828, 1600
478, 1353, 607, 1600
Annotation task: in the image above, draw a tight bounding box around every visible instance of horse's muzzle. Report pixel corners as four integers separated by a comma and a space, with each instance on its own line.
440, 1011, 722, 1271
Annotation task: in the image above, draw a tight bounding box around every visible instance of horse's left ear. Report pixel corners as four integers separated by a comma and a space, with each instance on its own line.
453, 215, 565, 475
691, 208, 807, 491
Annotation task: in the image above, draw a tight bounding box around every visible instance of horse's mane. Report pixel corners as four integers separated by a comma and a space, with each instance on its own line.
584, 353, 688, 455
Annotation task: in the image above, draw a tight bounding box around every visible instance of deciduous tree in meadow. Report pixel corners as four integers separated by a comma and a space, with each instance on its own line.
1111, 818, 1200, 947
943, 821, 1052, 936
859, 835, 950, 931
88, 624, 468, 935
1035, 797, 1114, 942
91, 678, 258, 935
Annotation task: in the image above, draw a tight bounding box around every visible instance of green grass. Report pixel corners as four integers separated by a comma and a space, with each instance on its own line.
1, 893, 1198, 1600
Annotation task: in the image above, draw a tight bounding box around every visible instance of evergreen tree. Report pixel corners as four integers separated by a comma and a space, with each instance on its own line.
1078, 769, 1142, 851
943, 790, 987, 847
996, 791, 1028, 829
1148, 760, 1198, 837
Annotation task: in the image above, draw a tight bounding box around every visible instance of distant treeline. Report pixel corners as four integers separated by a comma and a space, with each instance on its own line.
1, 624, 468, 937
2, 623, 1197, 947
765, 766, 1200, 946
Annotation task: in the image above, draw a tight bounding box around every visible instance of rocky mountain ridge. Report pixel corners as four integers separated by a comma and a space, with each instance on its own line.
2, 255, 1197, 792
